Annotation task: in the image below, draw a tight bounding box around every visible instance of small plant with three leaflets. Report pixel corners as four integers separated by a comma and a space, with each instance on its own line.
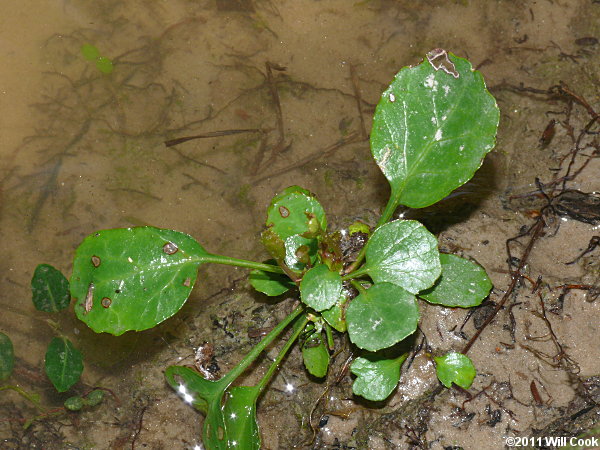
27, 49, 498, 448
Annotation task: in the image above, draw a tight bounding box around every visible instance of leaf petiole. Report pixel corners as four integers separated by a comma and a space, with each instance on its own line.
200, 253, 285, 275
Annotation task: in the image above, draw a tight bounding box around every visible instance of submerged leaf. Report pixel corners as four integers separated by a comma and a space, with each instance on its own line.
45, 337, 83, 393
346, 283, 419, 352
434, 351, 476, 389
71, 227, 209, 335
362, 220, 441, 294
0, 333, 14, 381
300, 264, 342, 311
31, 264, 71, 312
371, 50, 499, 210
351, 352, 408, 401
419, 253, 492, 307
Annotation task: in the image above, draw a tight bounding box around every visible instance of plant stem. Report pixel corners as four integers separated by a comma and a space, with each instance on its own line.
256, 313, 308, 394
201, 253, 285, 274
350, 280, 368, 296
341, 266, 369, 281
221, 305, 305, 386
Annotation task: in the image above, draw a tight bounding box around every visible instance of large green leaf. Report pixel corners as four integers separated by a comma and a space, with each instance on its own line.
0, 333, 14, 381
361, 220, 441, 294
299, 264, 342, 311
31, 264, 70, 312
44, 337, 83, 393
71, 227, 209, 335
346, 283, 419, 352
351, 352, 407, 401
371, 50, 499, 209
419, 253, 492, 307
434, 351, 476, 389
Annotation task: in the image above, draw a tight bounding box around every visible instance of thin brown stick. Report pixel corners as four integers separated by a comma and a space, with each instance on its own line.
164, 128, 261, 147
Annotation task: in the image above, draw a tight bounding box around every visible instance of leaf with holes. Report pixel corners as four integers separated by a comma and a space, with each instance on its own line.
346, 283, 419, 352
351, 352, 408, 401
71, 227, 210, 335
371, 50, 499, 210
434, 351, 476, 389
300, 264, 342, 312
360, 220, 441, 294
31, 264, 71, 312
419, 253, 492, 307
261, 186, 326, 273
45, 337, 83, 392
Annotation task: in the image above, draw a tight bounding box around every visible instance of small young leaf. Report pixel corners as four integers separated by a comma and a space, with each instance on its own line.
434, 351, 476, 389
361, 220, 441, 294
45, 337, 84, 393
321, 296, 347, 332
81, 43, 100, 61
0, 332, 15, 381
31, 264, 71, 312
249, 261, 295, 296
346, 283, 419, 352
371, 50, 499, 210
351, 352, 407, 401
301, 332, 329, 378
300, 264, 342, 311
283, 235, 318, 272
71, 227, 209, 335
419, 253, 492, 307
95, 56, 114, 74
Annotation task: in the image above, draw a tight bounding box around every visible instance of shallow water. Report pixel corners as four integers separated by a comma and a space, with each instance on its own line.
1, 1, 600, 448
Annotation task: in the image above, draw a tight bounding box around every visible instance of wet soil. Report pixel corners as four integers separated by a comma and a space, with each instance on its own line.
1, 1, 600, 449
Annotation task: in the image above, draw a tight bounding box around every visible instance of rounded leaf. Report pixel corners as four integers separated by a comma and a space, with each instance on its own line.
80, 43, 100, 61
264, 186, 327, 241
64, 396, 84, 411
363, 220, 441, 294
96, 57, 114, 74
346, 283, 419, 352
434, 351, 476, 389
0, 332, 14, 381
351, 353, 407, 401
419, 253, 492, 307
31, 264, 71, 312
300, 264, 342, 312
371, 50, 499, 209
321, 296, 347, 332
45, 337, 83, 393
71, 227, 208, 335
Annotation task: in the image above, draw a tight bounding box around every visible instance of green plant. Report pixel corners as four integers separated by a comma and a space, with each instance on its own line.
43, 50, 498, 448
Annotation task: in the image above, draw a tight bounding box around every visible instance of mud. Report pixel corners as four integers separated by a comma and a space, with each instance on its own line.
1, 1, 600, 448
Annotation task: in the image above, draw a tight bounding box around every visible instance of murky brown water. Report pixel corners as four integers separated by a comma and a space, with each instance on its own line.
2, 1, 600, 448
